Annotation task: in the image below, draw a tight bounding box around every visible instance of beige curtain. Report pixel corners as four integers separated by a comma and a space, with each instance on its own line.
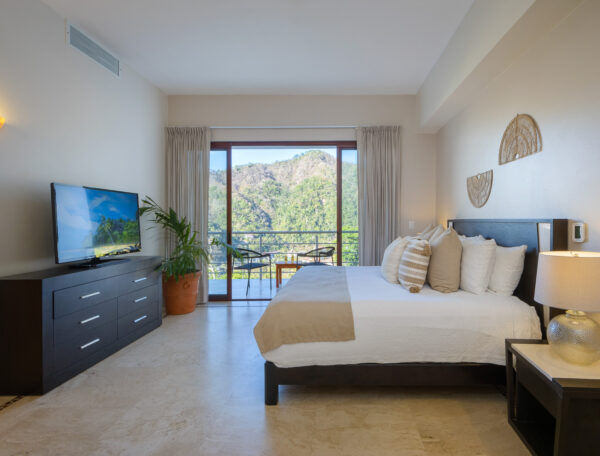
166, 127, 211, 303
357, 126, 402, 266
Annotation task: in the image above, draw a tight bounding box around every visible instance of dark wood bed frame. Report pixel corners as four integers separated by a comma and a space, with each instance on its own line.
264, 219, 568, 405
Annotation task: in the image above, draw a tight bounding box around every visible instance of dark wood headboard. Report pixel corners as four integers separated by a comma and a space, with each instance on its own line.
448, 219, 568, 325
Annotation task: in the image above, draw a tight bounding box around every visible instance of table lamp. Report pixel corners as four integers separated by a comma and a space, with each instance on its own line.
535, 251, 600, 365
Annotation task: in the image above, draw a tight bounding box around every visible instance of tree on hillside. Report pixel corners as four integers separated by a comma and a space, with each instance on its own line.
208, 149, 359, 264
273, 176, 337, 232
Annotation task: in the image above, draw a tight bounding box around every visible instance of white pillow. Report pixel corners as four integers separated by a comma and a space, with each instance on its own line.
380, 237, 409, 283
428, 225, 445, 243
421, 224, 443, 241
419, 223, 435, 237
488, 245, 527, 296
460, 239, 497, 294
458, 234, 485, 246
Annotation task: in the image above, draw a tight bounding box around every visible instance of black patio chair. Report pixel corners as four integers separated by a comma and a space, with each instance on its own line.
233, 248, 272, 296
296, 246, 335, 266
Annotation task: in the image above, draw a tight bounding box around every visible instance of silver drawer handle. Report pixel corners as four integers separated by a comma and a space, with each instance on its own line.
80, 315, 100, 325
133, 315, 147, 323
80, 338, 100, 350
134, 296, 147, 303
80, 291, 100, 299
133, 277, 147, 283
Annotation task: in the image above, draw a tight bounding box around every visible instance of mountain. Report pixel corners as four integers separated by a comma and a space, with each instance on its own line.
208, 150, 357, 233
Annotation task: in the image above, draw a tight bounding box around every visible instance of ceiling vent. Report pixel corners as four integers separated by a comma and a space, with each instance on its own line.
67, 24, 120, 77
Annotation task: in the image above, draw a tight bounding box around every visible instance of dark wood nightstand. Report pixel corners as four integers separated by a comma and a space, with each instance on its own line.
505, 339, 600, 456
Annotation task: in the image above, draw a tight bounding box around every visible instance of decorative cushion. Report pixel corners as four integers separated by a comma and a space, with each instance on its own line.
398, 239, 432, 293
427, 225, 445, 243
380, 237, 409, 283
488, 245, 527, 296
419, 223, 435, 238
458, 234, 485, 245
419, 224, 439, 240
427, 228, 462, 293
460, 238, 497, 294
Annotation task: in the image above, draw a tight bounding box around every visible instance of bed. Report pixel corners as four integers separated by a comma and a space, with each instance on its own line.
258, 219, 568, 405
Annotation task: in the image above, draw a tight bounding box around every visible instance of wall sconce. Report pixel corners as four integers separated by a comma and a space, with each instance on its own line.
0, 116, 5, 128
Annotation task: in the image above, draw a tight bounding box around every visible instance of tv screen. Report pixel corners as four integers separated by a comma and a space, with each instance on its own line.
51, 183, 141, 264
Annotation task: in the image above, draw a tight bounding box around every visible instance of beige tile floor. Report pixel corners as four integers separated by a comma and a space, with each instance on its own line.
0, 305, 529, 456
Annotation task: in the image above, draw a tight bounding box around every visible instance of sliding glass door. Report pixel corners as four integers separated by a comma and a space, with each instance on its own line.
207, 147, 231, 300
339, 147, 358, 266
208, 142, 358, 301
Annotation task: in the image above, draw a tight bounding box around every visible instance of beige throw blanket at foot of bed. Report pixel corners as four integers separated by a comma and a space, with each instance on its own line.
254, 266, 355, 354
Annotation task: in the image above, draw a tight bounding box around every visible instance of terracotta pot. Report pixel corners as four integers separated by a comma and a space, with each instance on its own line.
162, 271, 201, 315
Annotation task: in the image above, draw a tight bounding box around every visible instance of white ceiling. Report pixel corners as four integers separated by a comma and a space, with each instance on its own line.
41, 0, 473, 95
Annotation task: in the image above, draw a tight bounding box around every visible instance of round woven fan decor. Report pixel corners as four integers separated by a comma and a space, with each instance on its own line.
499, 114, 542, 165
467, 170, 493, 208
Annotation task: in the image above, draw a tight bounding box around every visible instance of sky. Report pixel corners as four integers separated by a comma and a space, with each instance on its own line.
210, 146, 357, 170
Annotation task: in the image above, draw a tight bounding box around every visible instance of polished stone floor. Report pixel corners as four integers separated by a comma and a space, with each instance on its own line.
0, 306, 528, 455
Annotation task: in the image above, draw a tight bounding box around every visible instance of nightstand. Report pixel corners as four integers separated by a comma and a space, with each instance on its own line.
505, 339, 600, 456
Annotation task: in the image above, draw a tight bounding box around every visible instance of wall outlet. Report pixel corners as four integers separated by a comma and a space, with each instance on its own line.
572, 222, 586, 243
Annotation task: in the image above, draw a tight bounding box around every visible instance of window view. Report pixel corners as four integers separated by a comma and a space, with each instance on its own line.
208, 144, 358, 300
208, 149, 228, 296
341, 149, 358, 266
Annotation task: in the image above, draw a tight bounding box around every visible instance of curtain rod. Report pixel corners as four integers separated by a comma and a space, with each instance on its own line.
209, 126, 357, 130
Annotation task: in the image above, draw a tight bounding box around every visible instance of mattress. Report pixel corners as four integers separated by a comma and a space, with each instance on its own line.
263, 266, 542, 367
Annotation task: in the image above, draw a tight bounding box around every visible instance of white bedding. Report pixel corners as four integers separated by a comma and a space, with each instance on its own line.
263, 266, 541, 367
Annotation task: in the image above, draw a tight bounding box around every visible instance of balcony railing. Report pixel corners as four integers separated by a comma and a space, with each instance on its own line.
208, 230, 359, 281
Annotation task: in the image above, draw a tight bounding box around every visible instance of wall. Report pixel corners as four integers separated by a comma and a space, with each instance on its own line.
436, 0, 600, 250
169, 95, 437, 236
0, 0, 167, 276
418, 0, 534, 130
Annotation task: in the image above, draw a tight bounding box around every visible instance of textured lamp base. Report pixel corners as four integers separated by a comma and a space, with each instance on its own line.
547, 310, 600, 365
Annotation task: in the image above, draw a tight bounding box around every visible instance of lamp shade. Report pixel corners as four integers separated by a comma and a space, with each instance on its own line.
535, 251, 600, 312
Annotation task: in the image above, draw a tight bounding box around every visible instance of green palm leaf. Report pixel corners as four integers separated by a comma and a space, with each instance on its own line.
139, 196, 238, 281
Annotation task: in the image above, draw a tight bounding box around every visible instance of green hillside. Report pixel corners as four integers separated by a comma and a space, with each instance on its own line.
208, 149, 358, 265
209, 149, 357, 232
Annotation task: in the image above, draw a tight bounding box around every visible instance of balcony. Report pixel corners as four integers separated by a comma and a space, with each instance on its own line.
208, 230, 358, 299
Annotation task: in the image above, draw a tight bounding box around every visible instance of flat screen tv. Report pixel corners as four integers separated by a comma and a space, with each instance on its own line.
51, 183, 141, 265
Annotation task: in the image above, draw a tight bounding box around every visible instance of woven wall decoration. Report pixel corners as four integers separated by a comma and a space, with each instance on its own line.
467, 170, 493, 208
499, 114, 542, 165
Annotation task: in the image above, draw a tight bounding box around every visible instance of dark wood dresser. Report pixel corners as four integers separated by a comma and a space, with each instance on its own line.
0, 256, 162, 394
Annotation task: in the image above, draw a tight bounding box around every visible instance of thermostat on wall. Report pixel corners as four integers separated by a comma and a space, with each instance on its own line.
572, 222, 586, 243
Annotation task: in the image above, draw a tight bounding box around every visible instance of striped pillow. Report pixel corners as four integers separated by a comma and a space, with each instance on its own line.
398, 239, 432, 293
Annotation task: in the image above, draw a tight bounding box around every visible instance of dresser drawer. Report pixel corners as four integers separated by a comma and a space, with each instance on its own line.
117, 268, 160, 296
117, 284, 158, 317
54, 298, 117, 346
54, 321, 117, 371
54, 278, 117, 318
118, 300, 158, 338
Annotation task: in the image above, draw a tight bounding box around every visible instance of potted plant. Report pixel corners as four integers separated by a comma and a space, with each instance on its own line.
139, 196, 231, 315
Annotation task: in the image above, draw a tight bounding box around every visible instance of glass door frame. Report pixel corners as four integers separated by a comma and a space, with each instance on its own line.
209, 141, 357, 301
208, 143, 232, 301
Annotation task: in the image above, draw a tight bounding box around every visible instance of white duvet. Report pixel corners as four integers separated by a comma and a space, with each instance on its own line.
263, 266, 542, 367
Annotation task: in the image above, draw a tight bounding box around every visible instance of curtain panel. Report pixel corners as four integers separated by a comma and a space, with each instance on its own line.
357, 126, 402, 266
165, 127, 211, 303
